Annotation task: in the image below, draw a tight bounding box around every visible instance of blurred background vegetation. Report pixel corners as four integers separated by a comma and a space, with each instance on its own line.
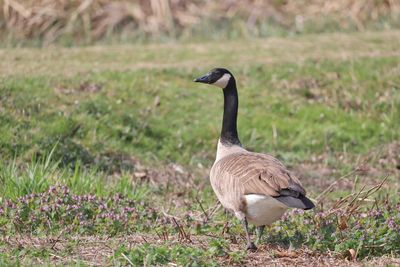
1, 0, 400, 46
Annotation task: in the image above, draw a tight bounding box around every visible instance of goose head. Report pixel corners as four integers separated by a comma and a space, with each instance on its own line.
194, 68, 234, 89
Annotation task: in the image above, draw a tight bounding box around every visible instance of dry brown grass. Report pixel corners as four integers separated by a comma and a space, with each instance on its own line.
3, 223, 400, 266
1, 0, 400, 44
3, 234, 399, 266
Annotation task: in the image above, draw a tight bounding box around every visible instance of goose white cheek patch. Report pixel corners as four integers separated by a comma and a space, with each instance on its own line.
212, 73, 231, 88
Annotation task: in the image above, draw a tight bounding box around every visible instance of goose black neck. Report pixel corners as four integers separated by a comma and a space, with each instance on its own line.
221, 78, 241, 146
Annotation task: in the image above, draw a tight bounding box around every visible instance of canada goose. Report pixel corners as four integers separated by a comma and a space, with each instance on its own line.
194, 68, 315, 250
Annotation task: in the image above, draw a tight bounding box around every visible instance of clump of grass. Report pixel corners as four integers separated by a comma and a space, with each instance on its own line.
266, 184, 400, 260
114, 238, 245, 266
0, 185, 157, 236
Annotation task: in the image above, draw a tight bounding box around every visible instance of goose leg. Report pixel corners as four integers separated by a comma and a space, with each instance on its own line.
242, 217, 256, 250
256, 225, 265, 243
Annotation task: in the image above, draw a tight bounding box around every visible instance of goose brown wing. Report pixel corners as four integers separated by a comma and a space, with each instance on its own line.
214, 152, 306, 198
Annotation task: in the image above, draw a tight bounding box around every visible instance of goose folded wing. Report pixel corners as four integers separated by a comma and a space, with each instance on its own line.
241, 164, 304, 197
229, 153, 313, 209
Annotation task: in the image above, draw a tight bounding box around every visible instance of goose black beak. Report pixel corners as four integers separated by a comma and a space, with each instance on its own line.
194, 74, 211, 84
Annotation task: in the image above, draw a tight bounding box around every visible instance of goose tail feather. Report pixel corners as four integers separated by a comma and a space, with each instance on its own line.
274, 195, 315, 210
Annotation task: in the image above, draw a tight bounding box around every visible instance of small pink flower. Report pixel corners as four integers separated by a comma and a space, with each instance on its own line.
40, 205, 50, 212
387, 218, 397, 229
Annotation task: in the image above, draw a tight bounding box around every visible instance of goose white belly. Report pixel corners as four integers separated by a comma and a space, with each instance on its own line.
244, 194, 288, 226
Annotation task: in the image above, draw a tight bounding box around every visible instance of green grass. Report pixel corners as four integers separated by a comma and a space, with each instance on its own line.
0, 31, 399, 265
1, 57, 399, 167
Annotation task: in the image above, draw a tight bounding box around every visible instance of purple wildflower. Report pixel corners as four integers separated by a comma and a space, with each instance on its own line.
62, 187, 70, 195
6, 200, 16, 209
387, 218, 397, 230
369, 209, 383, 217
123, 207, 135, 213
48, 186, 57, 193
40, 205, 50, 212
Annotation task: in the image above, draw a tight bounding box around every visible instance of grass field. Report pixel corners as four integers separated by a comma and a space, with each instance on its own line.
0, 31, 400, 266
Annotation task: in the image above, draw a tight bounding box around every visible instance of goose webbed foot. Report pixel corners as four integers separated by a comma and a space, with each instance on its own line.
256, 225, 265, 243
247, 241, 257, 251
242, 217, 257, 251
